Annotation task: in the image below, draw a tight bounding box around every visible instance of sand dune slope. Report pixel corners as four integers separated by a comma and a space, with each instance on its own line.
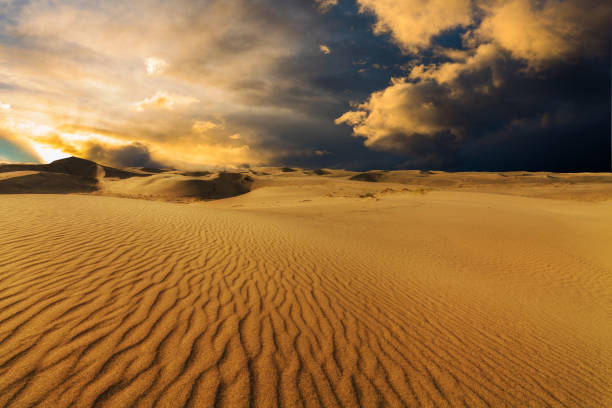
99, 172, 253, 201
0, 193, 610, 407
0, 157, 144, 180
0, 171, 98, 194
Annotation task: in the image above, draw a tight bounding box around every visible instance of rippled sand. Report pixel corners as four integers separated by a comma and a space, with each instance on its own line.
0, 186, 610, 407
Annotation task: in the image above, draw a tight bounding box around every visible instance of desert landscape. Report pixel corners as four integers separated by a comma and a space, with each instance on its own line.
0, 157, 610, 407
1, 0, 609, 406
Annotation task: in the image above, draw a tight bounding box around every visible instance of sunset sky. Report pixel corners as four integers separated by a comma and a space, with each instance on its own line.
0, 0, 609, 171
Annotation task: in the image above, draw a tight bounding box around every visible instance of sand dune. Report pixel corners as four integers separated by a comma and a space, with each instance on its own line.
0, 157, 144, 195
0, 171, 98, 194
3, 157, 612, 203
98, 172, 253, 201
0, 184, 610, 407
0, 157, 254, 201
0, 156, 144, 180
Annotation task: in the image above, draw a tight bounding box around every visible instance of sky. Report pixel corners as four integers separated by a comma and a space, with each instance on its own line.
0, 0, 610, 171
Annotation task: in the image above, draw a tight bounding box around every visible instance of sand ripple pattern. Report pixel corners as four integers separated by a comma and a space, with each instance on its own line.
0, 195, 609, 407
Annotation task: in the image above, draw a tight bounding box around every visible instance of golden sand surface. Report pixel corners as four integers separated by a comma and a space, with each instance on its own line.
0, 173, 611, 407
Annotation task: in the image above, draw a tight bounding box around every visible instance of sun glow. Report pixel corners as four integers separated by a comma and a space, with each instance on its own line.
30, 143, 70, 163
28, 130, 133, 163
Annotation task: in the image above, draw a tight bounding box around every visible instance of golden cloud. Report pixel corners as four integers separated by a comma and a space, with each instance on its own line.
475, 0, 610, 67
336, 77, 451, 147
0, 0, 308, 167
409, 43, 502, 86
145, 57, 168, 76
357, 0, 608, 63
314, 0, 338, 13
356, 0, 472, 53
338, 0, 610, 155
319, 44, 331, 55
4, 120, 262, 168
192, 120, 223, 133
135, 91, 199, 112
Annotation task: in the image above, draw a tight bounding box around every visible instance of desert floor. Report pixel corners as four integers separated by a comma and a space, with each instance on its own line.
0, 170, 611, 407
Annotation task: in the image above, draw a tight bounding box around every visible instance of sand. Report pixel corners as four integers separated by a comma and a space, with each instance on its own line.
0, 171, 98, 194
0, 157, 253, 201
0, 167, 611, 407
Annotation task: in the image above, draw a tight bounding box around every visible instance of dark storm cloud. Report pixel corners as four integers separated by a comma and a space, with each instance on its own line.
338, 52, 610, 171
83, 142, 159, 168
337, 0, 611, 171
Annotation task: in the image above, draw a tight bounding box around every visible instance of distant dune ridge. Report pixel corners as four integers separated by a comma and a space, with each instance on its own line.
0, 157, 254, 200
0, 156, 142, 179
100, 172, 254, 201
349, 171, 384, 182
0, 158, 611, 407
2, 156, 611, 201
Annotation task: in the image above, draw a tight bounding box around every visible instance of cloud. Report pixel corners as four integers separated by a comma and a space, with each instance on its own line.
0, 0, 351, 169
337, 0, 611, 169
84, 142, 158, 167
135, 91, 198, 112
336, 77, 456, 147
319, 44, 331, 55
355, 0, 609, 63
408, 44, 502, 85
10, 120, 263, 169
0, 102, 10, 110
20, 130, 157, 167
356, 0, 473, 53
145, 57, 168, 76
192, 120, 223, 133
314, 0, 338, 13
474, 0, 610, 67
338, 51, 610, 170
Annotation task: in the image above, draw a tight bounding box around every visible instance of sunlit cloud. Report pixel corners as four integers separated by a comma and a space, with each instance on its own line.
356, 0, 472, 53
0, 0, 310, 167
336, 77, 450, 146
135, 91, 199, 112
408, 43, 501, 86
315, 0, 338, 13
193, 120, 223, 133
24, 129, 159, 167
145, 57, 168, 76
29, 143, 70, 163
319, 44, 331, 55
338, 0, 610, 168
474, 0, 609, 67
